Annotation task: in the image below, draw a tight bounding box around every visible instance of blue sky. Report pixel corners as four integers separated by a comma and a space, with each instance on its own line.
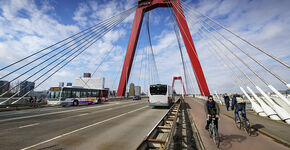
0, 0, 289, 95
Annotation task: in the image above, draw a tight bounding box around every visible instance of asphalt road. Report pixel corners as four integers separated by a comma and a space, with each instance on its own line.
0, 99, 169, 150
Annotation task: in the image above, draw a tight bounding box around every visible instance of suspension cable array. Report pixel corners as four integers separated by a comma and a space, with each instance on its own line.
170, 0, 290, 124
168, 7, 191, 94
0, 6, 136, 105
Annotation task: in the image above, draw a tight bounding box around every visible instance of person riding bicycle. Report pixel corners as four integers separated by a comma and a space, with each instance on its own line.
232, 92, 248, 123
205, 95, 220, 130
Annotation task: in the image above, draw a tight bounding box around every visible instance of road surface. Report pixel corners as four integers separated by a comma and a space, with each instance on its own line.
0, 99, 169, 150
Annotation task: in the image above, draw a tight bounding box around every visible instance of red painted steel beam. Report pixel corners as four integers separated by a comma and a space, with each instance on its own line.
117, 7, 145, 97
171, 1, 210, 96
117, 0, 210, 96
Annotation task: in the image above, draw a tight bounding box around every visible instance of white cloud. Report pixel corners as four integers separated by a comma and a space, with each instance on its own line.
73, 3, 90, 27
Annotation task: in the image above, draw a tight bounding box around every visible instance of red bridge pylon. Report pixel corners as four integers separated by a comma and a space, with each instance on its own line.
117, 0, 210, 97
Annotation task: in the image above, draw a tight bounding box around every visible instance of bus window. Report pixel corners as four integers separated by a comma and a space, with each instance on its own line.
54, 91, 60, 98
92, 91, 97, 97
150, 85, 167, 95
62, 89, 72, 98
87, 91, 91, 97
72, 90, 80, 98
76, 91, 80, 98
49, 91, 60, 99
81, 91, 87, 98
49, 91, 55, 98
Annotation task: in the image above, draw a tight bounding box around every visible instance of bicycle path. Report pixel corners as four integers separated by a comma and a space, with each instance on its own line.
185, 97, 289, 150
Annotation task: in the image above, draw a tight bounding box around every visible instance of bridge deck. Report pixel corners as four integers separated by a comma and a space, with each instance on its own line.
185, 97, 290, 150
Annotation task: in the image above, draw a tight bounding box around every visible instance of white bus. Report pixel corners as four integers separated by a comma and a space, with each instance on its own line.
47, 87, 109, 106
148, 84, 175, 107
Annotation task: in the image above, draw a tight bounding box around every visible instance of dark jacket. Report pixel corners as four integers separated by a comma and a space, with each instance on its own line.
204, 100, 220, 115
223, 95, 230, 104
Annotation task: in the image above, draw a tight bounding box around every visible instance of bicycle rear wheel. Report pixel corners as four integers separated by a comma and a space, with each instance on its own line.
235, 119, 241, 129
244, 121, 251, 136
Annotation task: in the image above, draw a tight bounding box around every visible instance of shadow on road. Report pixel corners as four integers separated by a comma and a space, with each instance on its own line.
250, 123, 264, 136
219, 134, 247, 149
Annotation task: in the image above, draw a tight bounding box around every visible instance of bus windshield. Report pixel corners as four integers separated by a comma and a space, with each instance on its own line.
48, 87, 61, 100
150, 85, 167, 95
49, 91, 60, 99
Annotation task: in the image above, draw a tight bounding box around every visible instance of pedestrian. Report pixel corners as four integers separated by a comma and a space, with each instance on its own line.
231, 93, 235, 111
223, 93, 230, 111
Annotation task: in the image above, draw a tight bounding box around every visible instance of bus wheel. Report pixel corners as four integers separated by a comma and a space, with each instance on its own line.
73, 100, 79, 106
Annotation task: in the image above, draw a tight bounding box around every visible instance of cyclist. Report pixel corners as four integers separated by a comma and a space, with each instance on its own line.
204, 95, 220, 130
232, 92, 248, 123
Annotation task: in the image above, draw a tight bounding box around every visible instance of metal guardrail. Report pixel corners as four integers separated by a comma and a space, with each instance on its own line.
136, 98, 181, 150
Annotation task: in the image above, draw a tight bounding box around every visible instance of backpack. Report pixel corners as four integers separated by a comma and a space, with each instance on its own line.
236, 97, 245, 103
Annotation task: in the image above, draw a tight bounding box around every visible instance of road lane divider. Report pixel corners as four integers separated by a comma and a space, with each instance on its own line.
18, 123, 40, 129
76, 113, 89, 117
21, 105, 149, 150
0, 100, 145, 122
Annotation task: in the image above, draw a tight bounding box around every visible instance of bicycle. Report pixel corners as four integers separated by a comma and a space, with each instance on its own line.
235, 113, 251, 136
208, 115, 220, 148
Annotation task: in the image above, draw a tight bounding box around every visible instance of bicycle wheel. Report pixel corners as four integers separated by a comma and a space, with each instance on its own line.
213, 126, 220, 148
235, 119, 241, 129
244, 121, 251, 136
208, 124, 213, 137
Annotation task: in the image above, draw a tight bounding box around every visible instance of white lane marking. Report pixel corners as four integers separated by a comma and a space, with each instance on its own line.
18, 123, 40, 129
21, 106, 149, 150
76, 113, 88, 117
0, 101, 142, 122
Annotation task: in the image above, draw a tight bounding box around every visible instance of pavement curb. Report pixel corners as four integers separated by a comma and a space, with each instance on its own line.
184, 101, 205, 150
222, 113, 290, 148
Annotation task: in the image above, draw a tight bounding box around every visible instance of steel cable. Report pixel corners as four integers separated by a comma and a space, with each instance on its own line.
0, 8, 133, 98
182, 1, 290, 69
0, 8, 134, 72
181, 2, 288, 86
1, 6, 136, 104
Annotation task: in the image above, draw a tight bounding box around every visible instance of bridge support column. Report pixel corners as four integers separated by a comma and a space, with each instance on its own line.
117, 7, 144, 97
172, 2, 210, 96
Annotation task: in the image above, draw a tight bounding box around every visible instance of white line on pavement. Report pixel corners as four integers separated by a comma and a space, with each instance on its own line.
18, 123, 40, 129
21, 106, 149, 150
76, 113, 89, 117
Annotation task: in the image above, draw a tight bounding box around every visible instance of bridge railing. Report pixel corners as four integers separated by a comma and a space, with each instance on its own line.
136, 98, 181, 150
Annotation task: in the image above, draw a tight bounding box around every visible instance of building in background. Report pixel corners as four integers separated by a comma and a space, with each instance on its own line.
75, 73, 105, 89
0, 80, 10, 96
134, 86, 141, 96
129, 83, 135, 97
19, 81, 35, 97
67, 82, 72, 86
59, 82, 64, 87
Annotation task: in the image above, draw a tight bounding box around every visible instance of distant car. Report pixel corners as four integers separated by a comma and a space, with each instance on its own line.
133, 95, 141, 100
